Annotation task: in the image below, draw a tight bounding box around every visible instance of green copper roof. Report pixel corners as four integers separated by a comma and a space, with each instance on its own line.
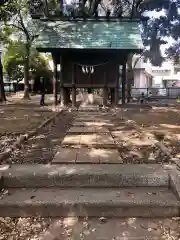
35, 21, 143, 50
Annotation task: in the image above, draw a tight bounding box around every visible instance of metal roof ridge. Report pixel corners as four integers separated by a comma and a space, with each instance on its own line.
37, 16, 148, 22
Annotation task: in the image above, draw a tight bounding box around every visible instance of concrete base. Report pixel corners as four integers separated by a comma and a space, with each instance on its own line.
0, 164, 179, 218
169, 169, 180, 200
1, 164, 169, 188
81, 93, 95, 105
87, 93, 94, 104
62, 133, 116, 148
0, 187, 179, 217
78, 105, 99, 112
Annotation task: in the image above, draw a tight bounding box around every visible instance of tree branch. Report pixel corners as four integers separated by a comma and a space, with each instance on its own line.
17, 9, 30, 40
131, 0, 136, 18
133, 51, 145, 69
5, 23, 24, 32
135, 0, 144, 11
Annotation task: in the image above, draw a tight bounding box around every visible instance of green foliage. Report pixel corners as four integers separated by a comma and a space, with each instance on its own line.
2, 41, 51, 81
0, 0, 43, 98
39, 0, 180, 66
2, 0, 180, 67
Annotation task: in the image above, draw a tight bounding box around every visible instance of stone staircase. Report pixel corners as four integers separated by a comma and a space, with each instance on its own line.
0, 164, 180, 218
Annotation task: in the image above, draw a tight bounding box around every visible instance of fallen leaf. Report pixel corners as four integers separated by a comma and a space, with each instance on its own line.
99, 217, 107, 223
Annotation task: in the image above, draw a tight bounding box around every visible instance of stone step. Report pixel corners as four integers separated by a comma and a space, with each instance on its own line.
0, 187, 179, 217
1, 164, 169, 188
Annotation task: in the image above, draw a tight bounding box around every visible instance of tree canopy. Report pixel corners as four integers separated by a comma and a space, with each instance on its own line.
2, 41, 51, 82
27, 0, 180, 66
1, 0, 180, 65
0, 0, 42, 99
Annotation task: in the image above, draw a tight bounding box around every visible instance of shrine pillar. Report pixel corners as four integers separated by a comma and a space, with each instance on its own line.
122, 62, 127, 104
72, 63, 76, 107
52, 54, 58, 105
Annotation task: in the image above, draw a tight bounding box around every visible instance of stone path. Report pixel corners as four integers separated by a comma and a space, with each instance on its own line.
2, 109, 166, 164
52, 111, 159, 164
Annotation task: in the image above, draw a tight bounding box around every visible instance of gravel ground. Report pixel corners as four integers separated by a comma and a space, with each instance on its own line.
0, 135, 17, 154
3, 111, 76, 164
0, 217, 52, 240
0, 217, 179, 240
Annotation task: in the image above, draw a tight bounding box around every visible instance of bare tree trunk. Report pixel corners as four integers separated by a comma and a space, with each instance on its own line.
59, 0, 64, 15
23, 42, 30, 99
0, 58, 6, 103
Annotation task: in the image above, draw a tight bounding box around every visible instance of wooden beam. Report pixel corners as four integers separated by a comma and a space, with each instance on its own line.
63, 83, 117, 88
103, 87, 108, 106
32, 15, 149, 22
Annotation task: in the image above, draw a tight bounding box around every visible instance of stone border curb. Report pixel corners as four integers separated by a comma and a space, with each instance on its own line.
118, 109, 172, 159
0, 109, 64, 163
169, 169, 180, 201
171, 158, 180, 169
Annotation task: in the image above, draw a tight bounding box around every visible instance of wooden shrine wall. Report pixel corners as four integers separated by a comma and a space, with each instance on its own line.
62, 55, 119, 87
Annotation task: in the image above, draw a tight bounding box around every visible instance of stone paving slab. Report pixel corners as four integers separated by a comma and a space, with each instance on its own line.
78, 113, 105, 117
0, 187, 179, 217
83, 121, 113, 127
1, 164, 169, 188
95, 127, 109, 133
96, 134, 115, 146
72, 121, 110, 127
76, 148, 100, 163
80, 134, 97, 145
62, 133, 116, 148
68, 127, 83, 133
82, 122, 95, 126
52, 148, 77, 163
72, 121, 84, 126
62, 134, 81, 145
109, 124, 135, 131
82, 127, 96, 133
97, 149, 123, 163
40, 217, 180, 240
75, 118, 95, 122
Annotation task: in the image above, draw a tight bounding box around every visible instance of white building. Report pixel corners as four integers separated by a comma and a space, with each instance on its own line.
133, 56, 180, 89
133, 55, 153, 88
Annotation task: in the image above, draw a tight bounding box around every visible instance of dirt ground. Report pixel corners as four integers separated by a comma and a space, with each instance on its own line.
0, 217, 179, 240
0, 94, 58, 154
121, 106, 180, 159
0, 217, 52, 240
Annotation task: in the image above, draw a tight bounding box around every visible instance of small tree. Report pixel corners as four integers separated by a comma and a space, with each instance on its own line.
0, 0, 41, 99
3, 41, 51, 89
